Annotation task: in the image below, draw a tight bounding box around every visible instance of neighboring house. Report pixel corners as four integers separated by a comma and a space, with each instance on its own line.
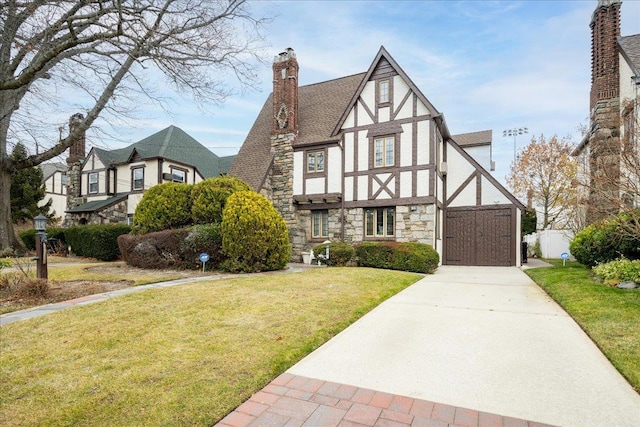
38, 162, 67, 222
572, 0, 640, 223
230, 47, 524, 266
64, 123, 234, 226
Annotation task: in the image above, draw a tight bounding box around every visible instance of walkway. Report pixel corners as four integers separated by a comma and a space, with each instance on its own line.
219, 265, 640, 427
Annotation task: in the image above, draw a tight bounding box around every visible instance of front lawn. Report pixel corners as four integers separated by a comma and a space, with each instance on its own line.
526, 260, 640, 392
0, 267, 420, 426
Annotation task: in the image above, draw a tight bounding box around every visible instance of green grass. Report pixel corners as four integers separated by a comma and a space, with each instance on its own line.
526, 260, 640, 392
0, 267, 420, 426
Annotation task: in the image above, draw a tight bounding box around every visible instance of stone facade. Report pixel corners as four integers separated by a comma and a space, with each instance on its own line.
63, 199, 128, 227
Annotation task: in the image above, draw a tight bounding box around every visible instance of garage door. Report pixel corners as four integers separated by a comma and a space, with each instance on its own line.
444, 207, 514, 266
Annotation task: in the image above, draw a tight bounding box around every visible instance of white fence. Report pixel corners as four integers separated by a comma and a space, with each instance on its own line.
524, 229, 574, 259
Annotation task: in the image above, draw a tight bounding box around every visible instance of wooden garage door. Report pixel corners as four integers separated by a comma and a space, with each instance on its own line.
445, 207, 514, 266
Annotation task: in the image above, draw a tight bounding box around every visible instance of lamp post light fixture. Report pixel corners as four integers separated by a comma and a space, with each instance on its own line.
503, 127, 528, 164
33, 214, 48, 280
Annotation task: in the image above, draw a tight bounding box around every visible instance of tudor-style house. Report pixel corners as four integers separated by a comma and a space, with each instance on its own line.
230, 47, 524, 266
572, 0, 640, 223
63, 120, 234, 226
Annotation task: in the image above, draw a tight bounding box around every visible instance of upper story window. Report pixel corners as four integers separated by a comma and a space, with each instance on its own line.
132, 167, 144, 191
307, 151, 325, 173
88, 172, 98, 194
374, 136, 395, 168
311, 210, 329, 239
365, 207, 395, 238
171, 167, 186, 183
61, 174, 68, 186
379, 79, 389, 103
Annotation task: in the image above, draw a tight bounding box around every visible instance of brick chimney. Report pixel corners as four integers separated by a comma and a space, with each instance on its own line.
589, 0, 621, 111
272, 48, 299, 135
66, 113, 86, 165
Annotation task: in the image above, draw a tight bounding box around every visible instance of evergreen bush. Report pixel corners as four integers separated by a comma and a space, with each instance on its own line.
312, 242, 354, 266
570, 211, 640, 267
19, 227, 65, 251
355, 241, 439, 274
220, 191, 290, 273
191, 176, 251, 224
65, 224, 130, 261
131, 182, 193, 234
592, 259, 640, 286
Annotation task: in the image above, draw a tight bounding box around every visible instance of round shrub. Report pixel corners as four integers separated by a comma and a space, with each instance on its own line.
220, 191, 290, 273
570, 211, 640, 267
312, 242, 354, 266
191, 176, 251, 225
131, 182, 193, 234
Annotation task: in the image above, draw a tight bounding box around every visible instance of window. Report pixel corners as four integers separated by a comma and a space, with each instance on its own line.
365, 207, 395, 237
88, 172, 98, 194
61, 174, 68, 185
379, 79, 389, 103
374, 136, 395, 167
132, 167, 144, 191
307, 151, 325, 173
311, 210, 329, 238
171, 168, 186, 183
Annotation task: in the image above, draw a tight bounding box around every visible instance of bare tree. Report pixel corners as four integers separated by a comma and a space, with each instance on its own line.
0, 0, 268, 250
507, 134, 578, 230
574, 98, 640, 240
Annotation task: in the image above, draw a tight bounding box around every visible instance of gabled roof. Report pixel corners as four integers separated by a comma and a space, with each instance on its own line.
93, 126, 233, 178
229, 74, 365, 190
451, 130, 492, 148
39, 162, 66, 181
619, 34, 640, 76
66, 194, 128, 213
333, 46, 440, 135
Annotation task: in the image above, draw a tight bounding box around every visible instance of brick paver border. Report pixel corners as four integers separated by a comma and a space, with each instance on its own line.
216, 374, 555, 427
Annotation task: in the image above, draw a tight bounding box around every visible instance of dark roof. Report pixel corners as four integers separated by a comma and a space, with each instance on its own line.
39, 162, 66, 180
229, 73, 365, 190
619, 34, 640, 75
93, 126, 233, 178
66, 194, 128, 213
451, 130, 492, 147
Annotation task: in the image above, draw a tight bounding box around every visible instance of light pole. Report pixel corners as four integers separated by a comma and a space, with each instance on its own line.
33, 214, 48, 280
503, 127, 528, 164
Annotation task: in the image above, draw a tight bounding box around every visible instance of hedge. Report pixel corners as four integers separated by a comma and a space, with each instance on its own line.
355, 241, 439, 274
312, 242, 354, 266
65, 224, 131, 261
19, 227, 66, 251
131, 182, 193, 234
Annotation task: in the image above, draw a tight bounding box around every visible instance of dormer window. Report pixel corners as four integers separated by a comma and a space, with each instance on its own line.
88, 172, 98, 194
307, 151, 325, 173
379, 79, 389, 103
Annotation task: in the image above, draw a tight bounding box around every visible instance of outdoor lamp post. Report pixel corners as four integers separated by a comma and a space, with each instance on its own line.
503, 127, 528, 164
34, 214, 48, 280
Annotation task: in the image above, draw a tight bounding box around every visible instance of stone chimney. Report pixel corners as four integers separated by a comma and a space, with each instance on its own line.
589, 0, 621, 111
272, 48, 299, 135
67, 113, 86, 165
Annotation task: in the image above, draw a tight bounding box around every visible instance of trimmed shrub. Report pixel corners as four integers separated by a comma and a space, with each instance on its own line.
191, 176, 251, 225
19, 227, 66, 251
355, 241, 439, 274
118, 225, 223, 270
180, 224, 224, 270
119, 229, 187, 269
131, 182, 193, 234
593, 259, 640, 286
392, 242, 439, 274
354, 242, 393, 269
65, 224, 131, 261
220, 191, 290, 273
570, 211, 640, 267
312, 242, 354, 266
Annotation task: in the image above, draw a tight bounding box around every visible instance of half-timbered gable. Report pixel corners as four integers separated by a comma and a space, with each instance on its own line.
230, 46, 524, 266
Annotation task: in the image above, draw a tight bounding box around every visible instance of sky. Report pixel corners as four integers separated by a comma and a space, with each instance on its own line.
37, 0, 640, 185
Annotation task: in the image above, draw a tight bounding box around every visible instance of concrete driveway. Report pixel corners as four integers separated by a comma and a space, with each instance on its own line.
286, 266, 640, 427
